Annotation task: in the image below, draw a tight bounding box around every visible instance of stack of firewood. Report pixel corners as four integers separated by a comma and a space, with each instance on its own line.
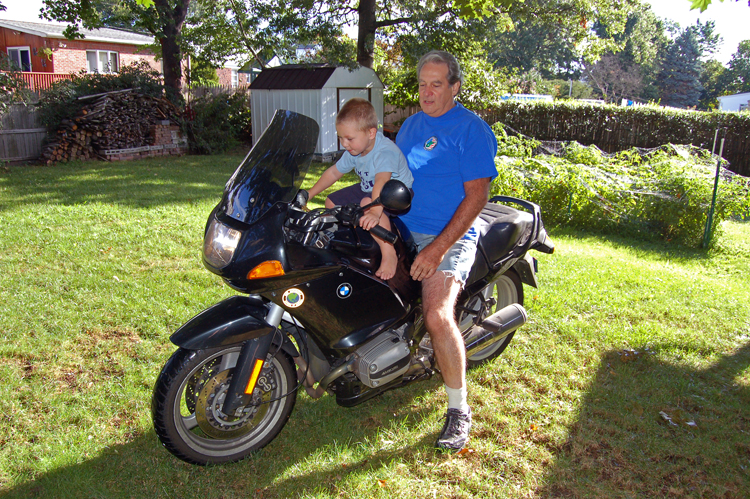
42, 89, 181, 164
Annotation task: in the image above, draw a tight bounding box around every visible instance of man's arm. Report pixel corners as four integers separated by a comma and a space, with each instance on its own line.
410, 177, 490, 281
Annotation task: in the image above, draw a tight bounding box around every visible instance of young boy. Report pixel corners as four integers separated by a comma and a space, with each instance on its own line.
301, 98, 413, 280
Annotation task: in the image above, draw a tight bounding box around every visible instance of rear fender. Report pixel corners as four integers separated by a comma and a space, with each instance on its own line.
512, 253, 538, 289
170, 295, 275, 350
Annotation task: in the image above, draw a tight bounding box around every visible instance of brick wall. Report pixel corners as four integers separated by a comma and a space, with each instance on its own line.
50, 38, 158, 74
216, 67, 249, 88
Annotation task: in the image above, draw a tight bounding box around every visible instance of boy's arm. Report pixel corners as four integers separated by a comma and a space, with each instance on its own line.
359, 171, 392, 230
307, 165, 345, 200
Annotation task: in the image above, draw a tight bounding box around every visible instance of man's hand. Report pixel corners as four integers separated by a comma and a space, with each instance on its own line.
410, 241, 446, 281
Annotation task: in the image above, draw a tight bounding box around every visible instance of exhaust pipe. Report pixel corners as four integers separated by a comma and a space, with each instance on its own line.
465, 303, 527, 357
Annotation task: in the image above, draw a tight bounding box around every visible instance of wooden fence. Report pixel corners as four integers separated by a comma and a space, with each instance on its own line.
17, 72, 75, 91
0, 105, 46, 162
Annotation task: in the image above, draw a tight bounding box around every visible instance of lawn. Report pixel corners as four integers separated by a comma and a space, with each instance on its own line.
1, 154, 749, 498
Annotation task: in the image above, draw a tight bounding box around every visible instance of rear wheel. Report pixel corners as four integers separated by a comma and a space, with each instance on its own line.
458, 270, 524, 368
152, 345, 297, 465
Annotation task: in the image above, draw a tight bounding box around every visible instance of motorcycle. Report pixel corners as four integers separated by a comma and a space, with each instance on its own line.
151, 110, 555, 465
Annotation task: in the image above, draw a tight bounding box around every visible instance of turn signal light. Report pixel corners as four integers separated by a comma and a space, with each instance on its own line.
247, 260, 285, 280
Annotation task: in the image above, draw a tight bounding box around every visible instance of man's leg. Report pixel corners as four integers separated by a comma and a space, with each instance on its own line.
422, 271, 472, 451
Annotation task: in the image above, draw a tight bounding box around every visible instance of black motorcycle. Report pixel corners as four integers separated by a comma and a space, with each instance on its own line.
152, 110, 554, 465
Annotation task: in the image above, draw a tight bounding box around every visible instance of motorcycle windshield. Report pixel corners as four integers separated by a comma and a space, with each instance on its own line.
220, 110, 319, 225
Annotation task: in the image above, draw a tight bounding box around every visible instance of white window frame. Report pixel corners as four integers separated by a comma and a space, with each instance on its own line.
7, 46, 32, 72
86, 50, 119, 74
231, 69, 239, 88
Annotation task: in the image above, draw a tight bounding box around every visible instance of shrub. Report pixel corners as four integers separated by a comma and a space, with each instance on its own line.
185, 89, 251, 155
492, 132, 750, 247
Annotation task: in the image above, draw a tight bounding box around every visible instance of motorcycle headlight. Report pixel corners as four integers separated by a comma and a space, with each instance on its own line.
203, 219, 241, 269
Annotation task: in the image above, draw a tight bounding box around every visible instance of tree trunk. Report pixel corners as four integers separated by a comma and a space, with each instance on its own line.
154, 0, 190, 96
357, 0, 377, 68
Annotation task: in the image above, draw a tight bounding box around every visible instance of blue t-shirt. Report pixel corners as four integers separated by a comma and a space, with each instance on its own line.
396, 103, 498, 236
336, 131, 413, 192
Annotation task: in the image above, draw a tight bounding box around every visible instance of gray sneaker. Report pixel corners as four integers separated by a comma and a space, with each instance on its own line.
435, 408, 472, 452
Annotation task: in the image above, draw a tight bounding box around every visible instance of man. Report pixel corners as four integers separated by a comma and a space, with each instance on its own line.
396, 50, 498, 452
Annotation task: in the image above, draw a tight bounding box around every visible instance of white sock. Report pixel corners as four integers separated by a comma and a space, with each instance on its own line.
445, 385, 469, 413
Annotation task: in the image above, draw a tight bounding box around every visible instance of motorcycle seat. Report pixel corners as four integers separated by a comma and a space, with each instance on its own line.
475, 202, 534, 268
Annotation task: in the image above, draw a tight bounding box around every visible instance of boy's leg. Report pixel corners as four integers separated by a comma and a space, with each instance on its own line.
360, 197, 398, 280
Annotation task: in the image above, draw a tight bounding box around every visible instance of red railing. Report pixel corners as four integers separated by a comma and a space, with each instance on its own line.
13, 72, 75, 91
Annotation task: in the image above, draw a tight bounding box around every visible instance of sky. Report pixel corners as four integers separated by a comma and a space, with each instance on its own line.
2, 0, 749, 65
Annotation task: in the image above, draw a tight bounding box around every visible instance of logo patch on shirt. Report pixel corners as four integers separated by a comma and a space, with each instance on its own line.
424, 136, 438, 151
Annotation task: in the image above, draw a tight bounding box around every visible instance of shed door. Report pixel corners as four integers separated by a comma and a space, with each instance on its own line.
337, 88, 372, 149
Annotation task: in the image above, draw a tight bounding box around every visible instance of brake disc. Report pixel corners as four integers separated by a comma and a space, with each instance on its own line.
194, 367, 275, 439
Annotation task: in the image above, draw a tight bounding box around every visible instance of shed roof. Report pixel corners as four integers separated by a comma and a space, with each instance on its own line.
249, 64, 338, 90
0, 19, 155, 45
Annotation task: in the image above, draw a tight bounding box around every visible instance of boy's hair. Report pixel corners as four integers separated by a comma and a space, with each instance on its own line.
336, 98, 378, 131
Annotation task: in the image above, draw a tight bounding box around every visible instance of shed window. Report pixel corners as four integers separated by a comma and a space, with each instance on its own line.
7, 47, 32, 72
86, 50, 119, 73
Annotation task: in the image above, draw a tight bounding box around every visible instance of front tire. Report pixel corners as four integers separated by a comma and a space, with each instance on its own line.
459, 270, 524, 368
152, 345, 297, 465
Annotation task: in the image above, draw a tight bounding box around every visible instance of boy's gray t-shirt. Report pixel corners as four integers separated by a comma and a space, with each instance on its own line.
335, 131, 414, 192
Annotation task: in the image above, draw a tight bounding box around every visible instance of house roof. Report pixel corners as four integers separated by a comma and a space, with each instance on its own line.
0, 19, 155, 45
250, 64, 338, 90
718, 92, 750, 101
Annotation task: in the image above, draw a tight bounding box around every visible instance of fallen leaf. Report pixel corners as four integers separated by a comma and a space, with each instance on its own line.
530, 423, 538, 431
457, 448, 476, 457
377, 479, 387, 487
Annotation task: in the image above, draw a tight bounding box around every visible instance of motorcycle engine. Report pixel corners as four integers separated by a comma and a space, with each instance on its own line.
352, 330, 411, 388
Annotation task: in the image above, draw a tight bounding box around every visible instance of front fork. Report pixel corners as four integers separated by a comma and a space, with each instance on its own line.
222, 303, 285, 416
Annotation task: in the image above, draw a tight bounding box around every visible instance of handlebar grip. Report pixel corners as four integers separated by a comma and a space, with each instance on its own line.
369, 225, 398, 244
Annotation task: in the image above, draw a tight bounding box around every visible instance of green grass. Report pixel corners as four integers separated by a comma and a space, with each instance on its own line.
1, 155, 749, 498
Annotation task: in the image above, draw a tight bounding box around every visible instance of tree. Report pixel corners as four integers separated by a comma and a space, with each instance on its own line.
689, 0, 749, 13
720, 40, 750, 93
656, 20, 721, 108
41, 0, 188, 98
185, 0, 638, 72
583, 54, 644, 103
699, 59, 728, 109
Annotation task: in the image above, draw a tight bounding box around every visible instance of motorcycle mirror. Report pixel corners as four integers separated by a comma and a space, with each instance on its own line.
375, 180, 411, 213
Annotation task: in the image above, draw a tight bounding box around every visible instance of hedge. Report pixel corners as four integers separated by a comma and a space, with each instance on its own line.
482, 100, 750, 177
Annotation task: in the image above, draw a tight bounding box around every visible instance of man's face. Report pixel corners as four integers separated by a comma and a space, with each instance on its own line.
418, 61, 460, 118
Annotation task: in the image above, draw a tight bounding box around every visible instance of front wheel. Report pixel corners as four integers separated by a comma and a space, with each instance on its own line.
459, 270, 524, 368
152, 345, 297, 465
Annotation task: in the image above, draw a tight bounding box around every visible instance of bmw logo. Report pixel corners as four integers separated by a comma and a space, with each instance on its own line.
336, 283, 352, 299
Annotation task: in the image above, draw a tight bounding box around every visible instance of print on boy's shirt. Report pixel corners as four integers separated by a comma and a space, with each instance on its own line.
360, 178, 375, 191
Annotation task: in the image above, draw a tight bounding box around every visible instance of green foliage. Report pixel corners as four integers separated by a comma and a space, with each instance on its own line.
0, 54, 31, 114
486, 99, 750, 177
185, 89, 252, 154
186, 58, 220, 87
492, 133, 750, 247
36, 61, 165, 130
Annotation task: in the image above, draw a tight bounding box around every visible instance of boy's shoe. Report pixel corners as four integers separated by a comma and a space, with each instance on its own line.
435, 408, 472, 452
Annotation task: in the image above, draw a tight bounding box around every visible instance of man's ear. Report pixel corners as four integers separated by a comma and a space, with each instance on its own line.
451, 82, 461, 97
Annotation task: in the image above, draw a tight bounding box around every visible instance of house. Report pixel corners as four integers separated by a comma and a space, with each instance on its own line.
249, 64, 385, 159
718, 92, 750, 112
0, 19, 158, 90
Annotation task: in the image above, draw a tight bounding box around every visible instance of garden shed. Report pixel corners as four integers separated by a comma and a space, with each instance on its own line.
249, 64, 384, 159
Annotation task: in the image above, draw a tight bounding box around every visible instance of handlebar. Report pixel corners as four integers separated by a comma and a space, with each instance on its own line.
369, 224, 398, 244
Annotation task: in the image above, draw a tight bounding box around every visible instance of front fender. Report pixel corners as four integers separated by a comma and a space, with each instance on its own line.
170, 295, 275, 349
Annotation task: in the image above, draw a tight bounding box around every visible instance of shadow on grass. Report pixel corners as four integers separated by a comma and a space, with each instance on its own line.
4, 344, 750, 498
1, 378, 442, 499
539, 341, 750, 498
0, 156, 244, 210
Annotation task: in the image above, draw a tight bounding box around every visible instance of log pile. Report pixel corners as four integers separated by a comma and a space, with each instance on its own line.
42, 89, 183, 164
